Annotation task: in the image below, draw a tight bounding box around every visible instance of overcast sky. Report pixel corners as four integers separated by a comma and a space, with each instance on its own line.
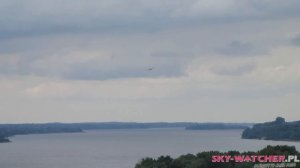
1, 0, 300, 123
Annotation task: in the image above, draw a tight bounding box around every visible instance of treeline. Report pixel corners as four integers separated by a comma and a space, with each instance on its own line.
71, 122, 199, 130
71, 122, 251, 130
0, 123, 82, 142
242, 117, 300, 141
186, 123, 248, 130
0, 122, 252, 143
135, 145, 300, 168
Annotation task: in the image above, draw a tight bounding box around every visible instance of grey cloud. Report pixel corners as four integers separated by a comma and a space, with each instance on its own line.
63, 65, 185, 80
211, 63, 256, 76
216, 41, 262, 56
62, 54, 187, 80
150, 51, 195, 59
0, 0, 299, 81
0, 47, 187, 80
1, 0, 300, 39
151, 52, 182, 58
291, 35, 300, 46
0, 61, 185, 80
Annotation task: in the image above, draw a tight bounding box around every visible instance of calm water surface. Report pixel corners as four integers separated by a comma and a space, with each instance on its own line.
0, 128, 300, 168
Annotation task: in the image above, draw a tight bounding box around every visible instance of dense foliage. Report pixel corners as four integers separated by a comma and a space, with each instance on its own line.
242, 117, 300, 141
135, 145, 300, 168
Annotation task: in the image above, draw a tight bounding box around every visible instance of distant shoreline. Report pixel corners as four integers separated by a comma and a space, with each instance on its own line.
0, 122, 252, 143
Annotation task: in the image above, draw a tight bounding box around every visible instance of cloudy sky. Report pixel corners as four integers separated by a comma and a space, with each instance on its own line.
1, 0, 300, 123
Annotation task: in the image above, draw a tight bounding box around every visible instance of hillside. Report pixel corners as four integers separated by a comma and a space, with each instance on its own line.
242, 117, 300, 141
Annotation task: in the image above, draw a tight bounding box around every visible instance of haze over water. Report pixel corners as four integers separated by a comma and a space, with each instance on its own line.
0, 129, 299, 168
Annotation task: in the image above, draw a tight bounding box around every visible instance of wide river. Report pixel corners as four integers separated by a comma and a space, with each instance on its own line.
0, 128, 300, 168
